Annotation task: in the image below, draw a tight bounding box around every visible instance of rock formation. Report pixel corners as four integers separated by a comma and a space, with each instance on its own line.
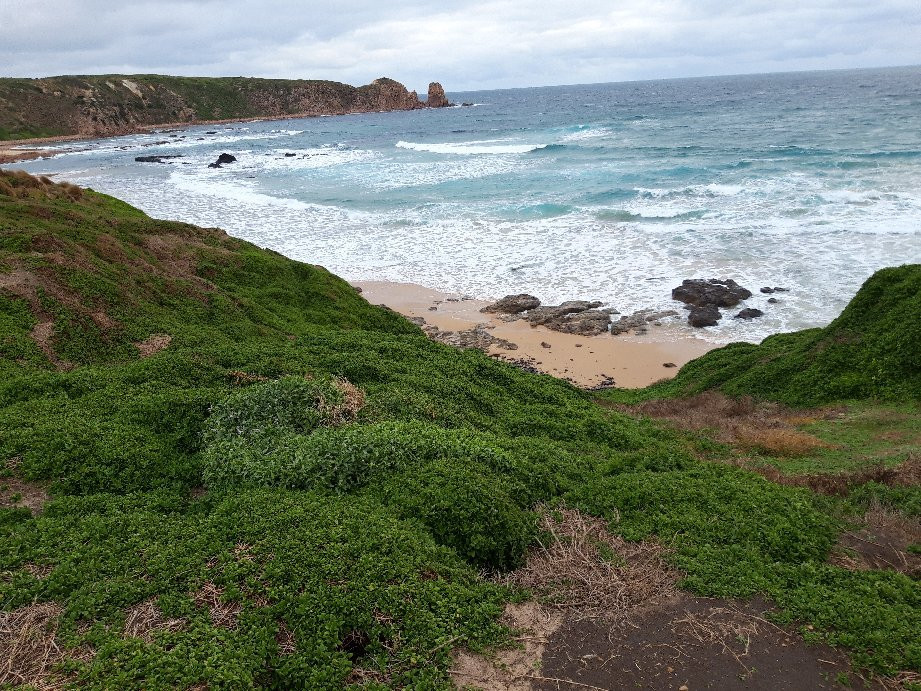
672, 278, 753, 328
427, 82, 451, 108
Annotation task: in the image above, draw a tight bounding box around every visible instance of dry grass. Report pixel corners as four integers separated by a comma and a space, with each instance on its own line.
193, 582, 242, 629
829, 501, 921, 577
123, 598, 185, 643
628, 391, 838, 457
134, 333, 172, 358
0, 602, 73, 690
0, 169, 82, 201
735, 427, 835, 456
328, 377, 366, 424
740, 453, 921, 497
500, 505, 678, 623
671, 604, 771, 677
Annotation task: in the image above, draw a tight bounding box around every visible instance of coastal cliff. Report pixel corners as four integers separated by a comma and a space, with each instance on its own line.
0, 74, 448, 141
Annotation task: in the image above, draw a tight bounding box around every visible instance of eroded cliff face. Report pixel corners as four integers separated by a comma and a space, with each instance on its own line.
0, 75, 441, 141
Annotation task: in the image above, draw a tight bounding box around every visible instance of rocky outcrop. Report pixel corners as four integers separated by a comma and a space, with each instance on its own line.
481, 295, 614, 336
427, 82, 451, 108
735, 308, 764, 320
0, 74, 451, 141
687, 305, 722, 327
481, 294, 541, 314
672, 278, 753, 328
672, 278, 752, 308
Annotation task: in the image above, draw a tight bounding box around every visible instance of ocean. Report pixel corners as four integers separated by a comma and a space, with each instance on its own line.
14, 66, 921, 343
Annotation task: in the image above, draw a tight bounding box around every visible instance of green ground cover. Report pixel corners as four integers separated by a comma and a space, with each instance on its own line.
1, 171, 918, 688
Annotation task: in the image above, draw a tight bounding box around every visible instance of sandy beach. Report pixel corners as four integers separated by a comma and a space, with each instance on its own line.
354, 280, 716, 389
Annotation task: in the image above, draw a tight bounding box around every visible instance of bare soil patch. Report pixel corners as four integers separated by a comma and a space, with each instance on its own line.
1, 459, 51, 514
830, 504, 921, 577
536, 596, 884, 691
134, 333, 172, 358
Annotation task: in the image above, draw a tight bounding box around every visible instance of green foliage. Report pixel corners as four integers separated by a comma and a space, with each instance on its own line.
1, 174, 919, 684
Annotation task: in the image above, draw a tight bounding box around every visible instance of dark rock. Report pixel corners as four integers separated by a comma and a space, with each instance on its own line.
481, 294, 541, 314
760, 287, 775, 294
135, 154, 183, 163
672, 278, 752, 308
540, 341, 551, 349
773, 287, 789, 292
427, 82, 451, 108
768, 297, 779, 304
205, 131, 218, 134
734, 308, 764, 320
461, 102, 474, 107
687, 305, 722, 327
663, 362, 677, 368
525, 302, 609, 335
208, 152, 237, 168
284, 152, 296, 157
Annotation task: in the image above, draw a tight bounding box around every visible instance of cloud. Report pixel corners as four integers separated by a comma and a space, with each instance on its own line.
1, 0, 919, 90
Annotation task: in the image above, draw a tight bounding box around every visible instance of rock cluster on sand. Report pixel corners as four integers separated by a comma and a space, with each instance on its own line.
481, 296, 616, 336
610, 309, 680, 335
409, 317, 517, 351
671, 278, 755, 327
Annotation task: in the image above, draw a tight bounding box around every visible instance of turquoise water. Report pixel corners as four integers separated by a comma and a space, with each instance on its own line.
17, 66, 921, 342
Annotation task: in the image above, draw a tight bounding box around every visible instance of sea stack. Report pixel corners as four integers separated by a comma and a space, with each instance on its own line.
427, 82, 451, 108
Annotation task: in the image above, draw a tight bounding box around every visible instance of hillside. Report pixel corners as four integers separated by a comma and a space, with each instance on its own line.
0, 74, 445, 141
616, 264, 921, 406
0, 170, 919, 689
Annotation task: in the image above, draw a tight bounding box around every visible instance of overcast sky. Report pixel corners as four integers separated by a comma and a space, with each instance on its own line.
1, 0, 919, 92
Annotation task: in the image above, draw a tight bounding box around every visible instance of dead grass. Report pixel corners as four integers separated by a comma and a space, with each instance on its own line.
0, 602, 81, 690
123, 598, 185, 643
735, 427, 835, 456
193, 582, 242, 629
328, 377, 366, 424
671, 604, 770, 678
629, 391, 838, 457
0, 169, 82, 201
501, 505, 678, 623
134, 333, 172, 358
739, 453, 921, 497
829, 501, 921, 577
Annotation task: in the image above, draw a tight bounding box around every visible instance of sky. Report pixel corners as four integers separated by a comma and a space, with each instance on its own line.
1, 0, 919, 92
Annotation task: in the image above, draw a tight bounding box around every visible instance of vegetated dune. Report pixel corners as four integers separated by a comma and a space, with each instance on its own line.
0, 170, 918, 689
627, 264, 921, 406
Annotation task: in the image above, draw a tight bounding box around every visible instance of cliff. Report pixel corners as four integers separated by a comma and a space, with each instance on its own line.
0, 74, 449, 141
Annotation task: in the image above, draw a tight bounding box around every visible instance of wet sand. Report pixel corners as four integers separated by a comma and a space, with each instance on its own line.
354, 280, 716, 389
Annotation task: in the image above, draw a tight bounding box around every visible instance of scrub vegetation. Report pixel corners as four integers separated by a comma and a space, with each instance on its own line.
0, 170, 918, 689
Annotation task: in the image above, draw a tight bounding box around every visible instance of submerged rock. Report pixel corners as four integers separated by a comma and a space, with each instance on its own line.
735, 308, 764, 320
135, 155, 183, 163
208, 153, 237, 168
481, 294, 541, 314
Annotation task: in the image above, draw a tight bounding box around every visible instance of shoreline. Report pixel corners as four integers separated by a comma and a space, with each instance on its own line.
0, 108, 435, 165
353, 280, 715, 389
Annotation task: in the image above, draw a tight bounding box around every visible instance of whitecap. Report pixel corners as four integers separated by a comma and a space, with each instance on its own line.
395, 140, 546, 155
